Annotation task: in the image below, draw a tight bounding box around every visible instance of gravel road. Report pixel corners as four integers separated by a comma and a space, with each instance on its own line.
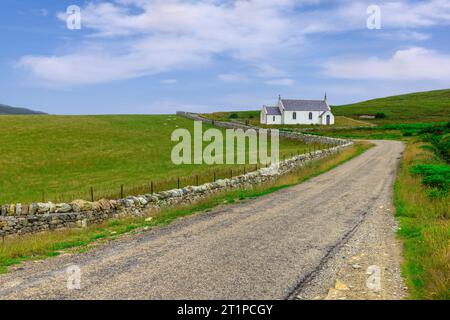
0, 140, 406, 300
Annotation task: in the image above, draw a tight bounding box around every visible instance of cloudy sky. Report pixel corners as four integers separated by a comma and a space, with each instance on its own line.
1, 0, 449, 114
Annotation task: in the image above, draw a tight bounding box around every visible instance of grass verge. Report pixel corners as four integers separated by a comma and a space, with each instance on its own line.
0, 141, 372, 274
394, 141, 449, 299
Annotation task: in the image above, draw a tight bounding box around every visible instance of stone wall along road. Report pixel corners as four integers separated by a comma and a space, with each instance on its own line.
0, 140, 406, 300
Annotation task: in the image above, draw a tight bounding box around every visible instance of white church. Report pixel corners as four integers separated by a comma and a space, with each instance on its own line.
260, 95, 335, 125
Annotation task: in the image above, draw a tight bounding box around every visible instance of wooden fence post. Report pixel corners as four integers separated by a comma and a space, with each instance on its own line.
151, 181, 154, 194
120, 185, 124, 198
90, 187, 94, 202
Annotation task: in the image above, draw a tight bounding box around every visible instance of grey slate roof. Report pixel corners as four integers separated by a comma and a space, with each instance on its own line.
281, 99, 329, 112
264, 106, 282, 116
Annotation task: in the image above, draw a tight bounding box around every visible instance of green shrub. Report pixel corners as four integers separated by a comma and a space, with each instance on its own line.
422, 175, 447, 189
410, 164, 450, 192
382, 122, 445, 131
375, 112, 386, 119
436, 134, 450, 163
228, 113, 239, 119
418, 122, 450, 164
419, 122, 450, 136
427, 188, 448, 199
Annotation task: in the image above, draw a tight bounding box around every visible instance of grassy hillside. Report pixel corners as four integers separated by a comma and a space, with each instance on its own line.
204, 89, 450, 126
0, 103, 46, 115
0, 115, 317, 204
332, 89, 450, 124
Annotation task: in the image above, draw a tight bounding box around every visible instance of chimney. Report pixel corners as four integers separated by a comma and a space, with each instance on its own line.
324, 92, 327, 102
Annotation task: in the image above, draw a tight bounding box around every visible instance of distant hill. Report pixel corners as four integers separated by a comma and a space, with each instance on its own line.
0, 104, 47, 115
332, 89, 450, 124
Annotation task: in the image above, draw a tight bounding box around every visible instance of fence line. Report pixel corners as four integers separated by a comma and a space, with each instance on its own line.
1, 112, 349, 206
11, 143, 332, 205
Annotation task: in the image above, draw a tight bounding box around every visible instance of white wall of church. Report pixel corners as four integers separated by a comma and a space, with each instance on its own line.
320, 111, 335, 125
283, 111, 323, 125
266, 115, 282, 124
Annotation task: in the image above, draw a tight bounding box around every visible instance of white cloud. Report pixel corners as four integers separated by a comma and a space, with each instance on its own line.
324, 47, 450, 81
264, 78, 295, 86
380, 0, 450, 28
18, 0, 450, 86
21, 0, 306, 86
295, 0, 450, 35
378, 30, 431, 41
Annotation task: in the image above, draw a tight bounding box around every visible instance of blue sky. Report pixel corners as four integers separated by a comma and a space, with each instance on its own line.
0, 0, 449, 115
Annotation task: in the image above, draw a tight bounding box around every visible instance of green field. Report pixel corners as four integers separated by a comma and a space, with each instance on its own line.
202, 110, 260, 125
0, 115, 318, 204
332, 89, 450, 124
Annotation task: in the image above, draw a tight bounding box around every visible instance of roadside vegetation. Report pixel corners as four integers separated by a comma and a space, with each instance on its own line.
295, 118, 449, 299
0, 115, 321, 205
312, 120, 449, 299
0, 142, 372, 274
395, 140, 449, 299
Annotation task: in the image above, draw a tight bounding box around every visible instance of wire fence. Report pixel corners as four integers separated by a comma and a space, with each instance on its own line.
27, 142, 334, 205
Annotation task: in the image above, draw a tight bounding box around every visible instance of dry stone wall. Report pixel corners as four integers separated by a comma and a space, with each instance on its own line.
0, 113, 352, 237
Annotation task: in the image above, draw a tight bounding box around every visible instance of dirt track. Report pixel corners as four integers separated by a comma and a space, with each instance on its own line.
0, 140, 406, 300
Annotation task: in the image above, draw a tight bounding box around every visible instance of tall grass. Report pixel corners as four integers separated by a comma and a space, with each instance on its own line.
394, 142, 450, 299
